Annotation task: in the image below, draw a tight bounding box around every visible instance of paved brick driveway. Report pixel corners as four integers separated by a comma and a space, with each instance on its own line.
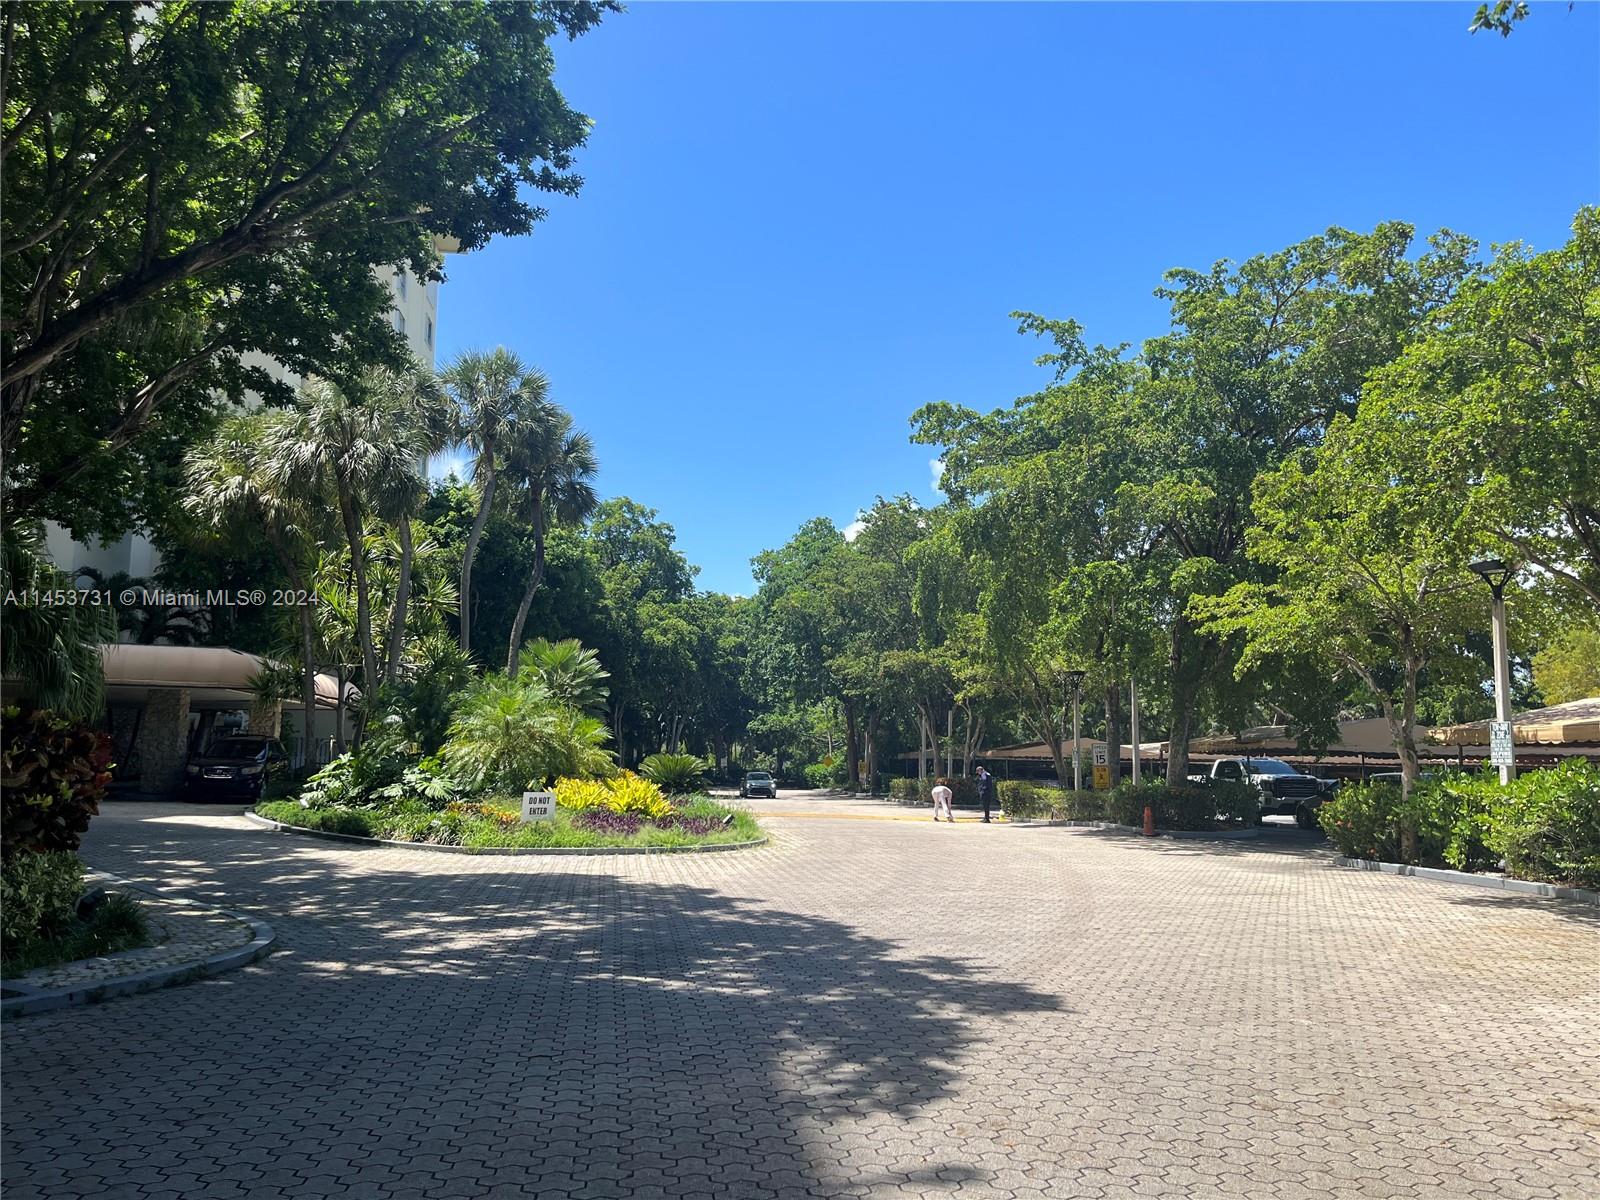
3, 799, 1597, 1199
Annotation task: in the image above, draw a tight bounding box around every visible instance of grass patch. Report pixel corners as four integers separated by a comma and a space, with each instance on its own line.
255, 793, 763, 850
1, 894, 153, 979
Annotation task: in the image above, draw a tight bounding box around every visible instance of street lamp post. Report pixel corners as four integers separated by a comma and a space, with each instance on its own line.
1469, 558, 1518, 785
1065, 669, 1086, 792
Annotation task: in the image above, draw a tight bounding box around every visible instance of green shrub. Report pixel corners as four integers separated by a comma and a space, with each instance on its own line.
256, 800, 375, 838
2, 889, 150, 977
640, 752, 709, 794
888, 778, 920, 803
1483, 760, 1600, 888
0, 850, 85, 949
802, 761, 846, 789
606, 771, 672, 818
2, 706, 114, 860
441, 674, 614, 792
1318, 777, 1488, 867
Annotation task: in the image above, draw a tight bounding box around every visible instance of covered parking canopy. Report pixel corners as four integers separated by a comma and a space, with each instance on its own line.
1431, 697, 1600, 747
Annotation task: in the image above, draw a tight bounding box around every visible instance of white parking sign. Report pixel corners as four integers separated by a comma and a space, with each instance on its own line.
1488, 721, 1514, 768
521, 791, 556, 822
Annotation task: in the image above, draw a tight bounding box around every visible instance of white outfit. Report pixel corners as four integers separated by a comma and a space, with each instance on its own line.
930, 784, 954, 822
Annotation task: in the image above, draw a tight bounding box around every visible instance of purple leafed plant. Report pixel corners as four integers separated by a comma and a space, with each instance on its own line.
574, 810, 645, 836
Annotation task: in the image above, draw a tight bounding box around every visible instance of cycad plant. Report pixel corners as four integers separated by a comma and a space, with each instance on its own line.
639, 752, 709, 795
517, 638, 610, 714
441, 673, 614, 793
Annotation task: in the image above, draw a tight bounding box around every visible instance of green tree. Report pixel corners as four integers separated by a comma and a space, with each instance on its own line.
366, 367, 454, 687
502, 408, 600, 673
183, 409, 322, 734
440, 349, 552, 660
2, 1, 616, 540
1358, 208, 1600, 615
517, 638, 611, 716
0, 532, 116, 720
1194, 411, 1483, 823
268, 372, 431, 699
1533, 625, 1600, 705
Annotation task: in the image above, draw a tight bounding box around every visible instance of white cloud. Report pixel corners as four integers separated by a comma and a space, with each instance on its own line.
842, 518, 866, 542
930, 457, 946, 493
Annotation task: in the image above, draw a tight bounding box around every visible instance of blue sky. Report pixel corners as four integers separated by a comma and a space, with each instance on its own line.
435, 1, 1600, 595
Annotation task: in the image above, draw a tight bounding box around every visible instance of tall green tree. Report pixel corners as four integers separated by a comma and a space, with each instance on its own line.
183, 409, 322, 736
503, 409, 600, 673
440, 348, 550, 661
1357, 207, 1600, 615
2, 1, 617, 540
268, 373, 428, 698
365, 367, 454, 687
1194, 410, 1484, 814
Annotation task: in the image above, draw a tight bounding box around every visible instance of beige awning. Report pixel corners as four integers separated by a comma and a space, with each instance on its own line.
99, 644, 347, 709
972, 740, 1168, 761
1431, 697, 1600, 746
1192, 717, 1477, 759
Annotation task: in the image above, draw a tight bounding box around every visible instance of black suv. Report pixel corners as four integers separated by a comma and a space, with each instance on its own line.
183, 735, 288, 801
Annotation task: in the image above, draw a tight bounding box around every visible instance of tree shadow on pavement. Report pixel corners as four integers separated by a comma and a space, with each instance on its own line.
1436, 888, 1600, 931
2, 807, 1064, 1200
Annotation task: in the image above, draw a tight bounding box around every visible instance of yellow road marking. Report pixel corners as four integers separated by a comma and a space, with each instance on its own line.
755, 811, 1006, 822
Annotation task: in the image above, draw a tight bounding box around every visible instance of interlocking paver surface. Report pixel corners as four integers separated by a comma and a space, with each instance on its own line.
3, 799, 1597, 1199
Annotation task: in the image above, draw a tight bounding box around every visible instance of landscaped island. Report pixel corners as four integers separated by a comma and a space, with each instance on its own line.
257, 771, 762, 851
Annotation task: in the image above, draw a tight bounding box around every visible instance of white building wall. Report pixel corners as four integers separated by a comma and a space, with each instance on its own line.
48, 265, 441, 583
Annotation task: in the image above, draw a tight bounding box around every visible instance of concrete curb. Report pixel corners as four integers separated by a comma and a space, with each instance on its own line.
1332, 856, 1599, 906
1004, 818, 1262, 840
2, 874, 277, 1019
244, 810, 769, 856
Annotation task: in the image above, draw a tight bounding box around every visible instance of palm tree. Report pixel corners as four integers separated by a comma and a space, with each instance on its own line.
0, 529, 116, 720
359, 366, 453, 687
440, 348, 549, 659
183, 410, 322, 745
75, 568, 208, 645
269, 373, 426, 701
502, 410, 600, 673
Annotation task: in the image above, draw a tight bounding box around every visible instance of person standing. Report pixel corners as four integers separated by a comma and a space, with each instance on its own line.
930, 778, 954, 823
976, 765, 995, 823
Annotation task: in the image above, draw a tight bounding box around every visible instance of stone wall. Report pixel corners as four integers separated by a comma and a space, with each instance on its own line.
248, 699, 283, 738
137, 689, 191, 796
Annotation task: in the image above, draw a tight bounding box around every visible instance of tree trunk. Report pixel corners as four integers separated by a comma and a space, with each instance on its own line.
944, 705, 955, 778
1047, 735, 1071, 790
865, 710, 880, 792
458, 448, 496, 659
333, 665, 348, 754
1104, 681, 1123, 789
504, 500, 547, 675
383, 516, 415, 687
337, 484, 378, 722
264, 528, 319, 774
917, 709, 929, 786
297, 599, 319, 770
1165, 623, 1195, 786
844, 700, 860, 788
1397, 650, 1423, 862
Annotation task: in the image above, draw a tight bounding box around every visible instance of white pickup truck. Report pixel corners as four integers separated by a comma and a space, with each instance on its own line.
1189, 757, 1336, 829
